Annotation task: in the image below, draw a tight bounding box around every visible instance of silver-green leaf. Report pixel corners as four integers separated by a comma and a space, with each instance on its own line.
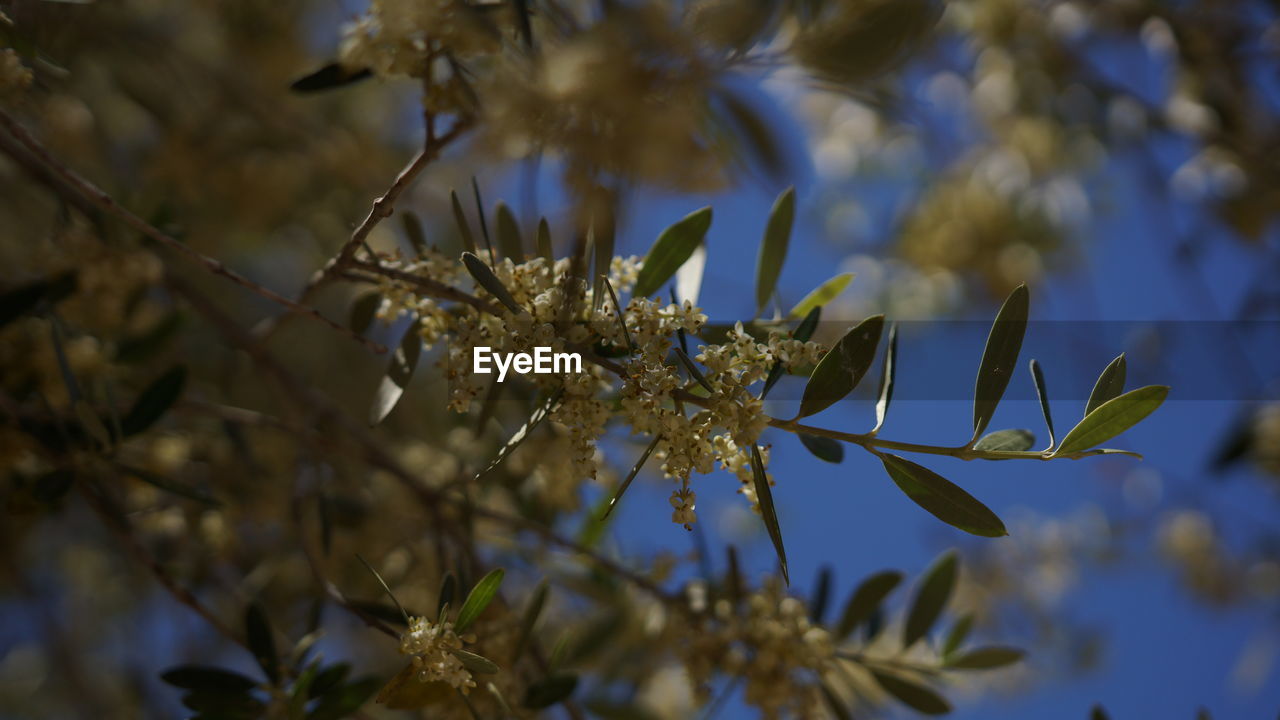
632, 207, 713, 298
1085, 353, 1127, 416
972, 284, 1029, 442
788, 272, 853, 319
798, 315, 884, 418
455, 568, 504, 634
1054, 385, 1168, 455
755, 186, 795, 315
369, 325, 420, 426
903, 549, 958, 649
462, 251, 524, 314
872, 322, 898, 434
881, 455, 1008, 537
495, 202, 524, 261
1029, 359, 1055, 450
750, 443, 789, 585
972, 429, 1036, 452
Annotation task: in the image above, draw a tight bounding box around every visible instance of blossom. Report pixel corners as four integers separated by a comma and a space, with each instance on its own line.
399, 616, 476, 692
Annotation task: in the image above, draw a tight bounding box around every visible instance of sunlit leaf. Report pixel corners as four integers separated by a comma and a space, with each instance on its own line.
882, 455, 1007, 537
455, 568, 504, 633
674, 244, 707, 307
1085, 354, 1127, 416
755, 186, 795, 315
870, 670, 951, 715
972, 428, 1035, 453
750, 443, 789, 584
798, 315, 884, 418
121, 366, 186, 437
836, 570, 903, 639
872, 322, 898, 434
369, 324, 420, 426
523, 673, 578, 710
788, 272, 853, 319
972, 284, 1029, 442
461, 251, 524, 314
944, 646, 1024, 670
632, 207, 713, 298
246, 602, 279, 684
495, 202, 524, 261
799, 433, 844, 463
1029, 359, 1055, 450
1054, 385, 1169, 455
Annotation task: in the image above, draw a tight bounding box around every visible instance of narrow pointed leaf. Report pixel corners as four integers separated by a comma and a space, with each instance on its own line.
944, 646, 1024, 670
755, 186, 795, 314
973, 428, 1035, 452
882, 455, 1007, 537
972, 284, 1029, 441
810, 567, 833, 623
1085, 354, 1127, 416
799, 433, 844, 463
603, 277, 635, 353
356, 554, 410, 625
903, 550, 958, 648
246, 602, 279, 684
798, 315, 884, 418
475, 390, 562, 479
536, 218, 553, 261
872, 323, 898, 434
450, 190, 477, 254
673, 347, 713, 392
1029, 359, 1055, 450
349, 292, 381, 335
119, 464, 219, 505
290, 62, 372, 92
471, 178, 494, 260
401, 211, 427, 257
820, 681, 853, 720
942, 613, 974, 657
603, 434, 661, 519
836, 570, 903, 639
750, 443, 789, 584
674, 244, 707, 306
870, 670, 951, 715
633, 207, 713, 298
1091, 705, 1111, 720
121, 366, 186, 436
591, 204, 616, 309
455, 568, 504, 633
495, 202, 524, 260
514, 580, 549, 661
1054, 385, 1168, 455
449, 648, 499, 675
369, 325, 421, 425
788, 272, 853, 319
462, 251, 524, 314
437, 572, 456, 618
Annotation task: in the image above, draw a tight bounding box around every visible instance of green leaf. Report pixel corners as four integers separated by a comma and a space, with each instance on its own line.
810, 566, 833, 623
673, 347, 713, 392
495, 202, 524, 261
437, 572, 456, 619
475, 390, 562, 480
1091, 704, 1111, 720
872, 322, 898, 434
835, 570, 903, 639
451, 190, 477, 254
632, 207, 713, 298
308, 664, 350, 700
870, 670, 951, 715
369, 324, 420, 426
471, 178, 494, 260
461, 252, 524, 314
1054, 385, 1169, 455
972, 429, 1036, 453
674, 244, 707, 307
762, 306, 821, 399
603, 277, 635, 353
161, 666, 259, 693
1029, 359, 1055, 450
536, 218, 553, 262
788, 272, 853, 319
401, 211, 428, 257
448, 648, 499, 675
514, 579, 549, 661
522, 673, 578, 710
309, 676, 380, 720
455, 568, 504, 633
246, 602, 279, 684
972, 284, 1029, 442
903, 550, 958, 649
945, 646, 1024, 670
348, 292, 381, 335
799, 433, 844, 463
1085, 354, 1127, 416
755, 186, 795, 314
941, 613, 973, 657
121, 366, 187, 436
290, 62, 372, 92
798, 315, 884, 418
591, 203, 616, 309
882, 455, 1007, 537
750, 443, 789, 585
603, 434, 661, 519
356, 553, 410, 625
0, 271, 76, 329
820, 680, 853, 720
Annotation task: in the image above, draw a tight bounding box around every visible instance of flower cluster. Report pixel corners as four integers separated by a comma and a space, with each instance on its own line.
399, 615, 476, 693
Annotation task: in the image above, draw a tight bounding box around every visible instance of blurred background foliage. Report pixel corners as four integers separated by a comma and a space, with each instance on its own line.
2, 0, 1280, 718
